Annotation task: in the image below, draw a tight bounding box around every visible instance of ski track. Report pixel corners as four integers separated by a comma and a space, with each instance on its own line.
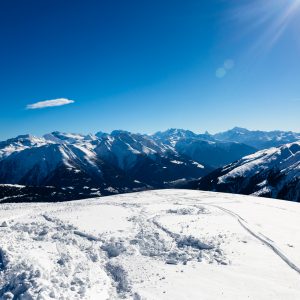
172, 195, 300, 277
108, 196, 300, 277
201, 203, 300, 276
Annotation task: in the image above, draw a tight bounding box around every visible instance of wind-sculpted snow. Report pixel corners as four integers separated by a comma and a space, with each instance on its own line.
0, 190, 300, 299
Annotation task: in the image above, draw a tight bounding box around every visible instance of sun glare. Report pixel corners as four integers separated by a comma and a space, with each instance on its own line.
231, 0, 300, 52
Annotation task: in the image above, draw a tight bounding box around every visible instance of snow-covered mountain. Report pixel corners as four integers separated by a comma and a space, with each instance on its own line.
214, 127, 300, 149
95, 130, 167, 170
153, 129, 256, 167
0, 130, 216, 201
190, 141, 300, 202
0, 141, 148, 199
153, 128, 215, 146
43, 131, 97, 144
1, 128, 299, 202
0, 135, 49, 160
175, 139, 256, 168
0, 190, 299, 299
0, 143, 103, 185
153, 128, 207, 146
93, 130, 213, 188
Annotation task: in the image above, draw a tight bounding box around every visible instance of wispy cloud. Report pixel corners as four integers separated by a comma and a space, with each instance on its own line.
26, 98, 75, 109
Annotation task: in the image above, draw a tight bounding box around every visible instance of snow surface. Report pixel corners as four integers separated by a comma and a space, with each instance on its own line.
0, 189, 300, 299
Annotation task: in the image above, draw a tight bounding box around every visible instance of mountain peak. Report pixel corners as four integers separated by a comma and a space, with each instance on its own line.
110, 130, 131, 136
3, 134, 45, 145
231, 127, 249, 133
95, 131, 108, 138
153, 128, 196, 139
43, 132, 96, 144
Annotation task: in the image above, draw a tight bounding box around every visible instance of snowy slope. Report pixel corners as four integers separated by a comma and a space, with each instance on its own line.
0, 190, 299, 299
193, 141, 300, 202
0, 143, 103, 185
0, 135, 49, 161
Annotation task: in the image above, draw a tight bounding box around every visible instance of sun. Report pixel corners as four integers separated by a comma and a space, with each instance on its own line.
231, 0, 300, 51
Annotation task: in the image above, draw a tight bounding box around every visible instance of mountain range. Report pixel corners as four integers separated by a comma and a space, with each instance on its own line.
0, 127, 299, 202
213, 127, 300, 149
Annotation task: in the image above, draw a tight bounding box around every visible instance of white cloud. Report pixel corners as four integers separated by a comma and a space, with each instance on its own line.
26, 98, 75, 109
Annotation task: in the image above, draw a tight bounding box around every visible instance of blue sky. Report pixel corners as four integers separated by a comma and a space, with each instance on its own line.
1, 0, 300, 140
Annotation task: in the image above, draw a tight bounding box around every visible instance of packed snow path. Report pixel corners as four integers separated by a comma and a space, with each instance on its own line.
0, 190, 300, 299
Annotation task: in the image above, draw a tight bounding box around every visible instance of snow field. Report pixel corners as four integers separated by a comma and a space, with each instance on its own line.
0, 189, 299, 299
